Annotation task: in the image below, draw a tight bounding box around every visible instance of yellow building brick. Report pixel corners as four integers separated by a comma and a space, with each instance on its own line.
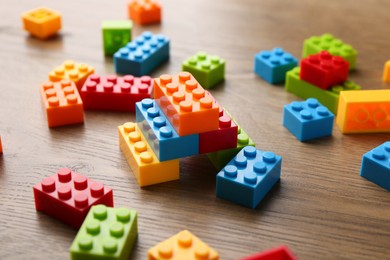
383, 60, 390, 83
118, 122, 179, 187
336, 89, 390, 133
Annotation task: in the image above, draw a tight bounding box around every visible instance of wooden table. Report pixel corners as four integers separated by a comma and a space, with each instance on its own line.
1, 0, 389, 259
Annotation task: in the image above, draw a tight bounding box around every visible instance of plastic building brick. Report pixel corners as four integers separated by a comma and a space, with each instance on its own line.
240, 246, 297, 260
135, 99, 199, 161
154, 72, 220, 136
285, 67, 360, 114
33, 168, 113, 229
216, 146, 282, 208
283, 98, 334, 141
148, 230, 219, 260
102, 20, 132, 56
128, 0, 161, 25
300, 51, 349, 90
118, 122, 179, 187
70, 205, 138, 260
303, 33, 357, 70
39, 80, 84, 127
81, 74, 153, 112
49, 60, 95, 91
114, 31, 169, 76
207, 111, 255, 170
0, 136, 2, 154
182, 52, 225, 89
199, 99, 238, 154
336, 89, 390, 134
383, 60, 390, 83
21, 7, 61, 39
360, 142, 390, 191
254, 48, 298, 84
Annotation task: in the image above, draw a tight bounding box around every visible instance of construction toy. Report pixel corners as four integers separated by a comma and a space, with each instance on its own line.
336, 89, 390, 133
118, 122, 179, 187
33, 168, 113, 229
254, 47, 298, 84
154, 72, 220, 136
148, 230, 219, 260
70, 205, 138, 260
303, 33, 357, 70
21, 7, 61, 39
360, 141, 390, 191
283, 98, 334, 141
216, 146, 282, 208
0, 136, 2, 154
285, 67, 360, 114
102, 20, 132, 56
383, 60, 390, 83
182, 52, 225, 89
114, 31, 169, 76
128, 0, 161, 25
240, 245, 297, 260
49, 60, 95, 90
300, 51, 349, 90
39, 80, 84, 127
80, 74, 153, 112
135, 99, 199, 161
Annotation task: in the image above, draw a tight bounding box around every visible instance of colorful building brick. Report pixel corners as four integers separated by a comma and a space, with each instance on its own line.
39, 80, 84, 127
254, 48, 298, 84
182, 52, 225, 89
216, 146, 282, 208
135, 99, 199, 161
336, 89, 390, 133
240, 246, 297, 260
128, 0, 161, 25
148, 230, 219, 260
33, 168, 113, 228
114, 31, 169, 76
70, 205, 138, 260
80, 74, 153, 112
383, 60, 390, 83
118, 122, 179, 187
154, 72, 220, 136
102, 20, 132, 55
283, 98, 334, 141
21, 7, 61, 39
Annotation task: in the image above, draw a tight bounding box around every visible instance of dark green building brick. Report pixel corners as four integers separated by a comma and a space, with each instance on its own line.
182, 52, 225, 89
102, 20, 132, 56
285, 67, 361, 114
303, 33, 357, 70
70, 205, 138, 260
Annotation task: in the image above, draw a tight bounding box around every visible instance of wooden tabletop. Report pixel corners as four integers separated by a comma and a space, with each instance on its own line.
1, 0, 390, 259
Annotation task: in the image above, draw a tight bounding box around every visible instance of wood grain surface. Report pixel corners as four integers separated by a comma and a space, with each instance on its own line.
1, 0, 390, 259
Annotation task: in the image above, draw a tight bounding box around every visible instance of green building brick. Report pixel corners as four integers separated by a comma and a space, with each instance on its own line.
207, 111, 255, 170
285, 67, 361, 114
182, 51, 225, 89
303, 33, 357, 70
102, 20, 132, 56
70, 205, 138, 260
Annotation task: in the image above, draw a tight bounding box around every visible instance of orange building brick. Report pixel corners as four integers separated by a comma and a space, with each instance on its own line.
154, 72, 220, 136
49, 60, 94, 91
118, 122, 179, 187
40, 80, 84, 127
148, 230, 219, 260
21, 7, 61, 39
128, 0, 161, 25
336, 89, 390, 133
383, 60, 390, 83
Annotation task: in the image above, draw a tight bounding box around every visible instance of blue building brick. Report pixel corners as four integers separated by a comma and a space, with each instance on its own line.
360, 142, 390, 191
283, 98, 334, 141
135, 98, 199, 161
114, 31, 169, 76
216, 146, 282, 208
254, 47, 298, 84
